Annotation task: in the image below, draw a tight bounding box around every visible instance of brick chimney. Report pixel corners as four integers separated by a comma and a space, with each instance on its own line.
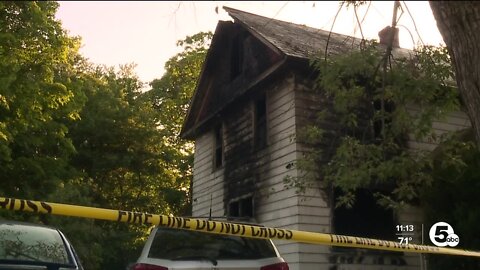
378, 26, 399, 48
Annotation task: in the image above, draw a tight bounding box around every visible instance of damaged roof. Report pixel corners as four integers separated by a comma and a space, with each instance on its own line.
223, 6, 361, 59
180, 6, 413, 139
224, 6, 412, 60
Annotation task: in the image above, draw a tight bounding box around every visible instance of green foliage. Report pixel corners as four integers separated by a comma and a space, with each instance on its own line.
423, 129, 480, 269
147, 31, 211, 139
0, 1, 83, 199
59, 64, 169, 269
59, 32, 210, 269
143, 31, 212, 215
0, 2, 212, 269
45, 180, 103, 270
68, 64, 171, 212
291, 40, 459, 209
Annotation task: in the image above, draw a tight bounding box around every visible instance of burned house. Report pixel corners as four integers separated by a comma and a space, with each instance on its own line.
180, 7, 470, 270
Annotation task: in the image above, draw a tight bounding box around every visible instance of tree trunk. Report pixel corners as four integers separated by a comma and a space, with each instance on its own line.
429, 1, 480, 148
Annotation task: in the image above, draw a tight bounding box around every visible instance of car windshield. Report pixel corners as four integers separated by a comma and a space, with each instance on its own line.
0, 223, 71, 265
148, 227, 277, 260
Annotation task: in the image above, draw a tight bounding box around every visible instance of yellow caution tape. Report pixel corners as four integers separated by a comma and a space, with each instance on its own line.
1, 196, 480, 258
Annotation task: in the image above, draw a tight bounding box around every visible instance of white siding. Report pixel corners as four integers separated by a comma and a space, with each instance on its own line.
399, 108, 470, 270
192, 132, 225, 217
278, 77, 332, 270
258, 73, 331, 270
255, 74, 302, 269
407, 106, 471, 151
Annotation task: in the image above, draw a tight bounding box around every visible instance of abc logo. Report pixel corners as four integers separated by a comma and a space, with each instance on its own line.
429, 222, 460, 247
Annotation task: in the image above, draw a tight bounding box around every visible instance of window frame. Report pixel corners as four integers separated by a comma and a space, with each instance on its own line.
213, 124, 224, 170
228, 195, 254, 219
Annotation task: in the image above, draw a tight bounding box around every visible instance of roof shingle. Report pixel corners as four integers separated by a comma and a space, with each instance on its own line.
224, 6, 413, 59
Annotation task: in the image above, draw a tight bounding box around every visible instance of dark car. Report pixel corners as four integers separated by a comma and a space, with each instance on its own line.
131, 221, 289, 270
0, 220, 83, 270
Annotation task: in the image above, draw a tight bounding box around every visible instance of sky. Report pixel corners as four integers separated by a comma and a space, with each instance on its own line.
55, 1, 445, 85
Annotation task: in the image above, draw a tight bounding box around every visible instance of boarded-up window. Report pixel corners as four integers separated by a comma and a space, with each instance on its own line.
254, 94, 267, 149
214, 125, 224, 169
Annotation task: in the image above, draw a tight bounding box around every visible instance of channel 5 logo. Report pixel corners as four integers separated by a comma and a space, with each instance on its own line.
429, 222, 460, 247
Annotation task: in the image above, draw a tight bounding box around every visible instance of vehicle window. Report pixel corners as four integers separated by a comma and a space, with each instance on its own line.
148, 227, 276, 260
0, 224, 70, 265
70, 243, 83, 269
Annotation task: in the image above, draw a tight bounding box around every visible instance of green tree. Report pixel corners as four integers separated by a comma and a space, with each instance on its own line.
423, 129, 480, 269
143, 31, 212, 215
46, 180, 103, 270
323, 1, 480, 266
69, 64, 169, 213
65, 53, 220, 268
0, 1, 83, 200
287, 41, 459, 209
0, 3, 211, 269
64, 64, 169, 269
0, 2, 99, 267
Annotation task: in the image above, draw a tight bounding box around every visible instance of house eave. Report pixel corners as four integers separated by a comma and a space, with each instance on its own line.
179, 21, 233, 139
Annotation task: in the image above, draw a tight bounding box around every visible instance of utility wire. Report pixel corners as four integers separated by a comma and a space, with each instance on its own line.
402, 1, 425, 46
397, 24, 417, 48
324, 2, 345, 61
360, 1, 372, 25
354, 6, 365, 40
262, 2, 289, 27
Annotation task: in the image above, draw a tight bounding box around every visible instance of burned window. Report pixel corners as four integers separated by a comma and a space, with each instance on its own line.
214, 125, 224, 169
228, 196, 254, 218
254, 94, 267, 149
333, 188, 395, 240
230, 34, 244, 80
